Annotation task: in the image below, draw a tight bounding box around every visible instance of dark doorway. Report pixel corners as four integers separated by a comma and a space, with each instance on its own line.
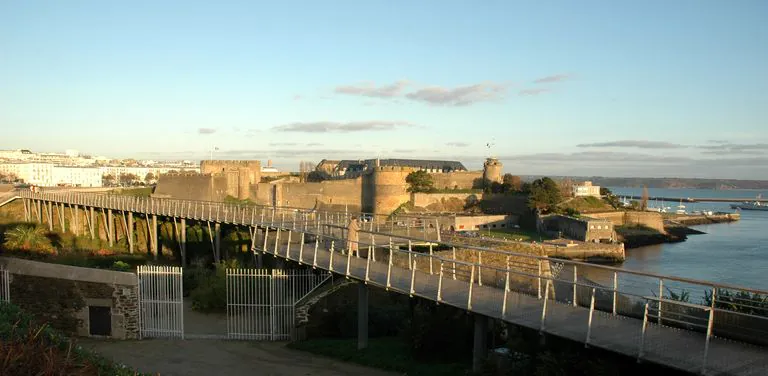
89, 306, 112, 336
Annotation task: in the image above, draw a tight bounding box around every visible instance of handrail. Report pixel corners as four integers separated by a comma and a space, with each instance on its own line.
19, 190, 768, 297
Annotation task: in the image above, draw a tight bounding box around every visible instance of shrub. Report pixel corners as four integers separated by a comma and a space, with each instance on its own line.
189, 262, 229, 312
110, 261, 131, 272
3, 224, 54, 254
0, 302, 146, 375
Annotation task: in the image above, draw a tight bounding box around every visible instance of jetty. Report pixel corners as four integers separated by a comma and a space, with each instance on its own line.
625, 195, 766, 203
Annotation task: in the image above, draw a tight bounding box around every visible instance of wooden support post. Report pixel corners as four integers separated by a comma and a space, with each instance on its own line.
214, 222, 221, 262
89, 207, 95, 240
127, 212, 134, 253
180, 218, 187, 266
58, 203, 66, 233
108, 209, 114, 246
152, 214, 158, 259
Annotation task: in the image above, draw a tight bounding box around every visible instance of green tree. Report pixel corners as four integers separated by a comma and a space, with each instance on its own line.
144, 172, 155, 185
527, 177, 562, 213
405, 170, 434, 193
502, 174, 522, 192
102, 174, 116, 187
119, 173, 138, 186
3, 224, 53, 253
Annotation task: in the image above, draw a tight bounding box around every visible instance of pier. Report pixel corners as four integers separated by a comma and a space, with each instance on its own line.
625, 195, 766, 203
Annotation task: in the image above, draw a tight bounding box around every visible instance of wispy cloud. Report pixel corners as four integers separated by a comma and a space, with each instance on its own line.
446, 142, 470, 147
533, 74, 570, 84
269, 142, 298, 146
701, 150, 766, 156
519, 88, 551, 96
273, 120, 414, 133
405, 82, 507, 106
334, 80, 409, 98
306, 142, 323, 146
577, 140, 687, 149
699, 143, 768, 152
293, 95, 303, 100
198, 128, 217, 135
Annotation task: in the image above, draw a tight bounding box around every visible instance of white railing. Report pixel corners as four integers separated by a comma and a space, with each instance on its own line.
22, 190, 768, 375
0, 267, 9, 303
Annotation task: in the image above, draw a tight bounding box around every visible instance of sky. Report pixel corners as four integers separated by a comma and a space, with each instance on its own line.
1, 0, 767, 179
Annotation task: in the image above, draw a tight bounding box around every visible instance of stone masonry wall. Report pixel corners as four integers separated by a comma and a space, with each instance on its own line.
0, 257, 139, 339
430, 171, 484, 190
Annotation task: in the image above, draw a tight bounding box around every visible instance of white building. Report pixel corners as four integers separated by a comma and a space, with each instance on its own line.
52, 166, 101, 187
573, 181, 601, 198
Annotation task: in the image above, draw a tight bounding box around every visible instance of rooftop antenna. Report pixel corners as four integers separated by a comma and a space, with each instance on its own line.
209, 146, 218, 161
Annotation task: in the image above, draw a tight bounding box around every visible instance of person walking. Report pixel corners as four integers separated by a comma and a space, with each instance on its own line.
347, 216, 360, 257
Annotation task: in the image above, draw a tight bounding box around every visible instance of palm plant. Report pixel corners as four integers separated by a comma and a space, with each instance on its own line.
3, 225, 54, 253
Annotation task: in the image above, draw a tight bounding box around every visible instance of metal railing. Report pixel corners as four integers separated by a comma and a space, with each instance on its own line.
20, 190, 768, 375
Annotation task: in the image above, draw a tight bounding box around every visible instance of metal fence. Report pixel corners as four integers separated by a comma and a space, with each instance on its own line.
137, 265, 184, 339
226, 268, 328, 341
0, 267, 9, 303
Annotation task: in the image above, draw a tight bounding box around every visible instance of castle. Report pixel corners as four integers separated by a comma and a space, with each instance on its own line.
155, 158, 503, 215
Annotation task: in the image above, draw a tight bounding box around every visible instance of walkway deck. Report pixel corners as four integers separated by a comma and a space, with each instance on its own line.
7, 190, 768, 375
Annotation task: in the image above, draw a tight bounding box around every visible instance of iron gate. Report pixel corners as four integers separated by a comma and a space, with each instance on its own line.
137, 265, 184, 339
226, 268, 328, 340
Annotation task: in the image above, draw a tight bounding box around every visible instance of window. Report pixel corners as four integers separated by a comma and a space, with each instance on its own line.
501, 224, 505, 228
492, 224, 497, 228
88, 306, 111, 336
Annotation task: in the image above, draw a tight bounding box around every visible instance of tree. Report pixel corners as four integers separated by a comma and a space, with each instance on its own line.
144, 172, 156, 185
102, 174, 116, 187
600, 187, 612, 196
559, 178, 574, 198
405, 170, 434, 193
502, 174, 522, 192
527, 177, 562, 213
600, 187, 620, 208
298, 161, 315, 182
640, 185, 649, 211
119, 173, 138, 186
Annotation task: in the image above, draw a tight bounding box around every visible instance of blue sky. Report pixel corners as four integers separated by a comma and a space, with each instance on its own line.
1, 0, 767, 179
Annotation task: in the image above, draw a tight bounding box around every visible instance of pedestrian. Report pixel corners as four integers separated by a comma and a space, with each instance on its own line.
347, 216, 360, 257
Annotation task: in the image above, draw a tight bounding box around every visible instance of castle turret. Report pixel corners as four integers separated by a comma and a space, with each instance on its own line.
483, 157, 503, 185
371, 166, 413, 215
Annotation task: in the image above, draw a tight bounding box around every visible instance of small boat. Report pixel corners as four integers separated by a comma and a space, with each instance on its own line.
675, 199, 686, 215
731, 195, 768, 211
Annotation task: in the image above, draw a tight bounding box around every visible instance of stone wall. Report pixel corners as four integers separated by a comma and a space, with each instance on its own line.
430, 171, 484, 190
0, 257, 139, 339
411, 192, 483, 209
154, 173, 214, 201
543, 215, 616, 242
260, 178, 364, 212
588, 211, 665, 232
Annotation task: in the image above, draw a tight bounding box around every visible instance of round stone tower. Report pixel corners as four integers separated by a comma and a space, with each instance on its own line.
483, 157, 503, 185
371, 166, 413, 215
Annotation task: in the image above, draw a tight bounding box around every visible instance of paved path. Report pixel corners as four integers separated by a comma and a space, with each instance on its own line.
81, 339, 397, 376
271, 242, 768, 376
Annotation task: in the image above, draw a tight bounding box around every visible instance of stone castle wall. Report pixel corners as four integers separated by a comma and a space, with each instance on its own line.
372, 167, 413, 215
430, 171, 484, 190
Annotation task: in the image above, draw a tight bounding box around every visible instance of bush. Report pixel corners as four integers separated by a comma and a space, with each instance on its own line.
189, 262, 238, 312
0, 302, 146, 375
3, 224, 54, 254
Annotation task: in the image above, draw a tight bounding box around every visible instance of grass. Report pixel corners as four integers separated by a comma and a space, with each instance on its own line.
560, 196, 614, 213
480, 228, 553, 242
287, 337, 467, 376
107, 187, 152, 197
615, 224, 662, 236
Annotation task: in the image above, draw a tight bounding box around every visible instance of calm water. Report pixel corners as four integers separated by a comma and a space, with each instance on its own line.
608, 187, 768, 291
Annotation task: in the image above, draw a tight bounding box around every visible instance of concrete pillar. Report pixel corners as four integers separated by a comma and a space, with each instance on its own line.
358, 282, 369, 350
214, 222, 221, 262
473, 315, 488, 374
128, 212, 134, 254
152, 214, 158, 260
108, 209, 114, 246
180, 218, 187, 266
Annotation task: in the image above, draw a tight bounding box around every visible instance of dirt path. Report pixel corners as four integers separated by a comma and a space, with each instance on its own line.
80, 338, 398, 376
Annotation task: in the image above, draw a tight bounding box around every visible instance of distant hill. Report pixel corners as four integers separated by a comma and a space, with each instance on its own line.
521, 176, 768, 190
